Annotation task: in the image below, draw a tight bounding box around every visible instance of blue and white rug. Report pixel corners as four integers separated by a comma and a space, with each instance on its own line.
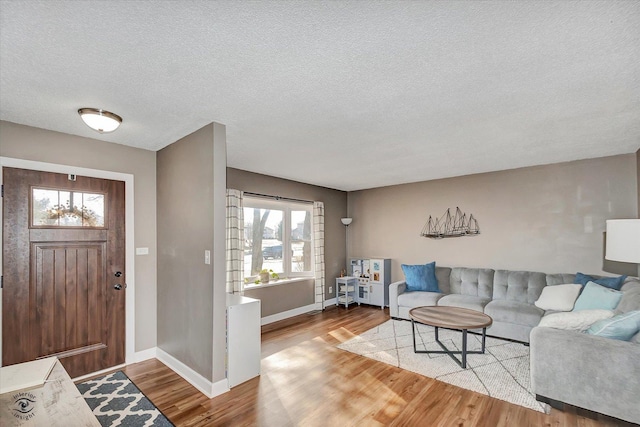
77, 371, 174, 427
337, 319, 549, 413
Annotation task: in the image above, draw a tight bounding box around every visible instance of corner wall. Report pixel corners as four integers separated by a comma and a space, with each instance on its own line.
227, 168, 347, 317
637, 148, 640, 215
637, 148, 640, 277
348, 154, 638, 281
157, 123, 226, 384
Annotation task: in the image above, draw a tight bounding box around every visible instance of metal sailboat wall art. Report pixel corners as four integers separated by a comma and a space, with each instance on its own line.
420, 207, 480, 239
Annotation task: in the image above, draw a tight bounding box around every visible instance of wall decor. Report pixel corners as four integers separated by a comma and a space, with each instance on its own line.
420, 207, 480, 239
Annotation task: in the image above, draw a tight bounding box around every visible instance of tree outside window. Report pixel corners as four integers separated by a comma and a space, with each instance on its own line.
243, 197, 314, 282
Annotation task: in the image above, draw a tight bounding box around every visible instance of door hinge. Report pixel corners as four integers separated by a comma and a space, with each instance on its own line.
1, 276, 3, 289
1, 184, 3, 197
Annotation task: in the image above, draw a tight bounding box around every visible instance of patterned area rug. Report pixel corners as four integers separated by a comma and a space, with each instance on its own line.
337, 319, 549, 413
77, 371, 174, 426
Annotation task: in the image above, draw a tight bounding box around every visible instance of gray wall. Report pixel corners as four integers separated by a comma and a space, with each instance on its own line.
227, 168, 347, 316
244, 281, 315, 317
157, 123, 227, 382
348, 154, 638, 281
0, 120, 157, 352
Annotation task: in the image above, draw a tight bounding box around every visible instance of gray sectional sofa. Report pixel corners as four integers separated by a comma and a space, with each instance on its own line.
390, 266, 577, 342
389, 266, 640, 424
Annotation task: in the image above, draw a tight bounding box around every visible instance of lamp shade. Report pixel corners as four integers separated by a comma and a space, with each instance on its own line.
605, 219, 640, 263
341, 217, 353, 226
78, 108, 122, 133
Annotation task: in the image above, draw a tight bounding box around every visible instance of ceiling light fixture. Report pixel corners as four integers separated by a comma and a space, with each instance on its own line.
78, 108, 122, 133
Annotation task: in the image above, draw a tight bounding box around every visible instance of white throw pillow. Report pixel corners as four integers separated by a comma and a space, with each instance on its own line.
534, 283, 582, 311
538, 310, 614, 331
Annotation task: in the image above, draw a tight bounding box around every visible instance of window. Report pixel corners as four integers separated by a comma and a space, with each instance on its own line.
243, 197, 314, 281
32, 187, 105, 227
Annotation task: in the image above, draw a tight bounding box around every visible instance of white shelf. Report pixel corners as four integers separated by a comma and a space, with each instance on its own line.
226, 294, 261, 388
336, 277, 358, 308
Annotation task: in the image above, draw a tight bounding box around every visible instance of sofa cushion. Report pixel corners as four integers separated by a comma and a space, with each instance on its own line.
397, 291, 444, 308
449, 268, 494, 298
401, 262, 439, 292
586, 310, 640, 341
617, 280, 640, 314
485, 300, 545, 327
493, 270, 547, 304
538, 310, 614, 331
575, 272, 627, 290
435, 266, 452, 294
437, 294, 491, 312
546, 273, 576, 286
534, 284, 582, 311
573, 281, 623, 311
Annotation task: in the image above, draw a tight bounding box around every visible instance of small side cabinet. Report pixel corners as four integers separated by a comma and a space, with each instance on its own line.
226, 294, 261, 388
336, 277, 358, 308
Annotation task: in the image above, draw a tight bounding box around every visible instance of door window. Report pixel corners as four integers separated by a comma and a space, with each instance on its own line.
32, 187, 105, 227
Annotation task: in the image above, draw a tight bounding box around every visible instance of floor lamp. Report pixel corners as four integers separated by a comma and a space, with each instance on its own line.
605, 219, 640, 276
341, 217, 352, 275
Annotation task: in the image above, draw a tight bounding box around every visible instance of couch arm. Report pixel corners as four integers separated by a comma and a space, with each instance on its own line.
530, 326, 640, 424
389, 280, 407, 318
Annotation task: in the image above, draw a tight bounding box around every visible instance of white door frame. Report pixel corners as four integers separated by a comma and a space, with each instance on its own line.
0, 157, 136, 368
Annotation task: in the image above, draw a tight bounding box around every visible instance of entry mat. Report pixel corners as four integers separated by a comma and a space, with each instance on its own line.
77, 371, 174, 427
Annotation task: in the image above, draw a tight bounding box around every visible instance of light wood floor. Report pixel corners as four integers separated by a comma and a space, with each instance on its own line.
122, 306, 633, 426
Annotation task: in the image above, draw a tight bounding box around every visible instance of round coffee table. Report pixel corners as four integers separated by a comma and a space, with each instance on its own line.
409, 306, 493, 369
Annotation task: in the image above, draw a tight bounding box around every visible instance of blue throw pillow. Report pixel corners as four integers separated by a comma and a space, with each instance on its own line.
586, 311, 640, 341
574, 272, 627, 290
573, 281, 623, 311
401, 262, 440, 292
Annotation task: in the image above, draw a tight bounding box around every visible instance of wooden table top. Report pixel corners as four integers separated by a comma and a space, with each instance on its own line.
409, 306, 492, 330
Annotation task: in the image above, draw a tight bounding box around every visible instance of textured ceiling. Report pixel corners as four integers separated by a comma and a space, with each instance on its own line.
1, 1, 639, 191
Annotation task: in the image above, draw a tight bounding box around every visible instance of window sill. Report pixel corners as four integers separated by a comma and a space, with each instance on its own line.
244, 277, 313, 290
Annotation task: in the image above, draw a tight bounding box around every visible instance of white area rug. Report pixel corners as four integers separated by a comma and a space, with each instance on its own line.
337, 319, 549, 413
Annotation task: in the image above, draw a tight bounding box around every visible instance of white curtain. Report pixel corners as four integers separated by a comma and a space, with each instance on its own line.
313, 201, 325, 310
226, 189, 244, 294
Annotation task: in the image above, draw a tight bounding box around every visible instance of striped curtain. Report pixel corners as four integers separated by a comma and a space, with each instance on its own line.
313, 201, 325, 310
226, 189, 244, 294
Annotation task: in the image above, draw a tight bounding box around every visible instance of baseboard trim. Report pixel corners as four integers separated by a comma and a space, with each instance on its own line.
211, 377, 230, 397
261, 303, 318, 325
156, 347, 229, 399
324, 297, 337, 307
129, 347, 157, 364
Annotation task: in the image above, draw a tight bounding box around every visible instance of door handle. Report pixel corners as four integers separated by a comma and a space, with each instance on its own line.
114, 284, 123, 290
115, 271, 123, 277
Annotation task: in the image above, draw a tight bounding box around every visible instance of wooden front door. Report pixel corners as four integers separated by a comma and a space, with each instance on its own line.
2, 167, 125, 378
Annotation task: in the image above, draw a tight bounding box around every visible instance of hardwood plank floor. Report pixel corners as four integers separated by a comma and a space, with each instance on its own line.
121, 306, 634, 426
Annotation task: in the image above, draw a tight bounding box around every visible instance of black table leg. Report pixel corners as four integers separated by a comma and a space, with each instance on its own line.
411, 325, 487, 369
461, 329, 468, 368
411, 319, 416, 351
